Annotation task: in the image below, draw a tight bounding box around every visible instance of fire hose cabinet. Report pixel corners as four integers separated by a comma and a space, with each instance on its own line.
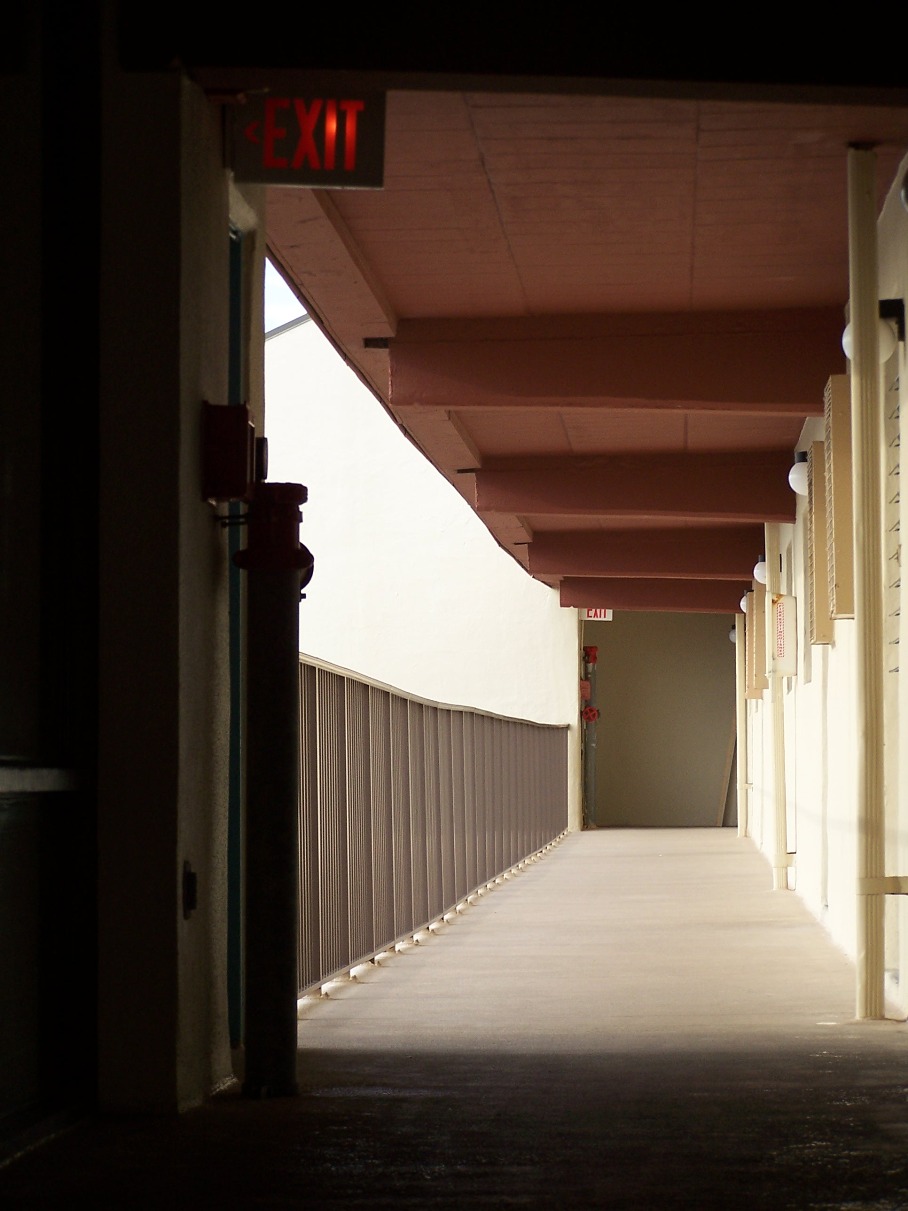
771, 594, 797, 678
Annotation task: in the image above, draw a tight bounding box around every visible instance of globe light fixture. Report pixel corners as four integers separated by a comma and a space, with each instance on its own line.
788, 450, 809, 496
841, 317, 898, 364
753, 557, 768, 585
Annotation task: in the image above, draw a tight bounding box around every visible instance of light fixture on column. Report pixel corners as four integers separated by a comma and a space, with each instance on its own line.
739, 594, 748, 612
841, 302, 903, 363
753, 556, 767, 585
788, 450, 809, 496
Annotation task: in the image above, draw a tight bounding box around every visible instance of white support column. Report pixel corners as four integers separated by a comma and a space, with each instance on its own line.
764, 522, 789, 889
848, 146, 887, 1020
735, 615, 748, 838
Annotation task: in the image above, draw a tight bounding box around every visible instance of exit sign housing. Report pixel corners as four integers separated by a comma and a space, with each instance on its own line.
229, 93, 385, 188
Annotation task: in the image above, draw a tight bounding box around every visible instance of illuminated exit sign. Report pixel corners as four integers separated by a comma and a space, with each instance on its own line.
579, 608, 613, 621
229, 93, 385, 188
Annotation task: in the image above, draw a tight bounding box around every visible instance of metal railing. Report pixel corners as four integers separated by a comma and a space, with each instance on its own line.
298, 657, 569, 994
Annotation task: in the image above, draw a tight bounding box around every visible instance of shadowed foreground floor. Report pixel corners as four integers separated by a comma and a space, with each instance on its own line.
4, 829, 908, 1209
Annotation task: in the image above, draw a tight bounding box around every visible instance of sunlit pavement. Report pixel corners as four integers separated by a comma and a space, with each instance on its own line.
4, 829, 908, 1209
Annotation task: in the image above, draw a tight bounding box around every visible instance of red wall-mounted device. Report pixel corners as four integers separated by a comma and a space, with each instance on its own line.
202, 401, 256, 502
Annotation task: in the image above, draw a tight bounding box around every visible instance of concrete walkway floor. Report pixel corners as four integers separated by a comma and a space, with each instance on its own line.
4, 829, 908, 1209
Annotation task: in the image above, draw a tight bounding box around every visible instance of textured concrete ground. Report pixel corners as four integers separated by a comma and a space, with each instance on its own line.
4, 829, 908, 1208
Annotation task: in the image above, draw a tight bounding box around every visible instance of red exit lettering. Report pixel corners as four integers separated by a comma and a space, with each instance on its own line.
250, 98, 365, 173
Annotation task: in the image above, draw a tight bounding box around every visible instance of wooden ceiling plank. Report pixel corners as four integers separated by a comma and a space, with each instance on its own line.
473, 452, 795, 524
559, 577, 750, 613
528, 525, 764, 579
390, 309, 841, 414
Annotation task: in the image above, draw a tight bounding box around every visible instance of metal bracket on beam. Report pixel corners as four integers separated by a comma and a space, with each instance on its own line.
880, 299, 905, 343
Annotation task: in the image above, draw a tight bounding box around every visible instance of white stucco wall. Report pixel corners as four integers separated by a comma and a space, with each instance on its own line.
264, 316, 581, 821
745, 153, 908, 1012
747, 474, 866, 974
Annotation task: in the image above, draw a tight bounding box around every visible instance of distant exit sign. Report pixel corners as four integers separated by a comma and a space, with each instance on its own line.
579, 608, 613, 621
230, 93, 385, 188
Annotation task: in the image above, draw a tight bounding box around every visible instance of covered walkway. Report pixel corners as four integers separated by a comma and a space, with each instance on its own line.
4, 829, 908, 1208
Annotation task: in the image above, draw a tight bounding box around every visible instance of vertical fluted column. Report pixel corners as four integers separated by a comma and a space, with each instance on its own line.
848, 146, 887, 1020
764, 523, 789, 889
735, 614, 748, 838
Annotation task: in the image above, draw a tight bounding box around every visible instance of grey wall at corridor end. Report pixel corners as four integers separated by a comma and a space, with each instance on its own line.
588, 612, 737, 828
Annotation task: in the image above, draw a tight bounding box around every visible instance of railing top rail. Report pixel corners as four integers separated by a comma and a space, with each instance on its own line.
299, 651, 569, 731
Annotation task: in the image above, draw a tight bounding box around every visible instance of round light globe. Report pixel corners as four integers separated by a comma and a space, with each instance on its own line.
788, 452, 809, 496
841, 317, 898, 364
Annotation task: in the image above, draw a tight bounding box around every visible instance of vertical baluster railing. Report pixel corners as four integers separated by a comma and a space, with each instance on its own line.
438, 709, 456, 911
369, 687, 395, 952
462, 710, 478, 896
346, 678, 374, 966
451, 711, 467, 904
298, 662, 320, 992
408, 701, 429, 931
423, 704, 443, 923
390, 694, 412, 941
297, 656, 568, 994
319, 670, 350, 980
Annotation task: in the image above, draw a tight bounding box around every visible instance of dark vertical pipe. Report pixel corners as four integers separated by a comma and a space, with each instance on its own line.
235, 482, 312, 1097
582, 646, 599, 828
226, 227, 245, 1048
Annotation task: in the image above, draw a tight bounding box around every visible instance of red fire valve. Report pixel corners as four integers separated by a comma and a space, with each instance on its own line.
583, 645, 599, 665
582, 706, 600, 723
233, 482, 314, 588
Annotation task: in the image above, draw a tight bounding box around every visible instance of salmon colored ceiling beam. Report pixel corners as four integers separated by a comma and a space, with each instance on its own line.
528, 525, 765, 580
473, 452, 795, 524
560, 577, 750, 613
390, 309, 842, 414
